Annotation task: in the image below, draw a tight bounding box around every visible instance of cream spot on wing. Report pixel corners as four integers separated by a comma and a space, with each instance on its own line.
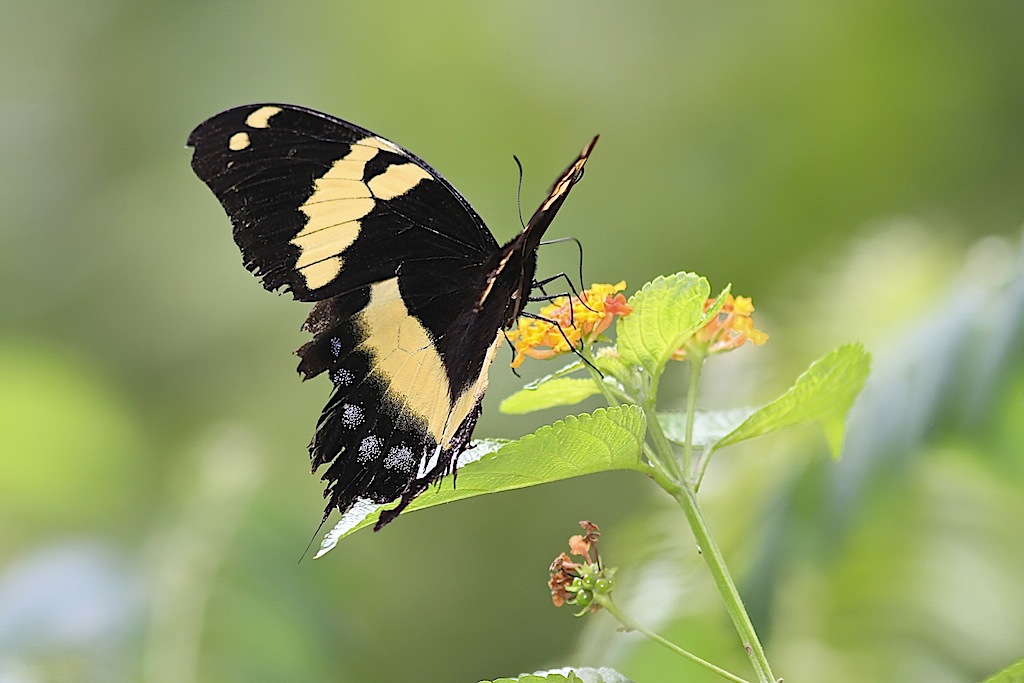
297, 258, 342, 290
367, 162, 432, 200
363, 136, 404, 154
540, 152, 590, 211
357, 278, 451, 442
245, 106, 281, 128
442, 330, 503, 447
299, 198, 375, 235
303, 178, 371, 201
356, 280, 506, 450
291, 138, 386, 289
338, 138, 382, 164
476, 251, 514, 309
293, 219, 366, 270
228, 132, 250, 151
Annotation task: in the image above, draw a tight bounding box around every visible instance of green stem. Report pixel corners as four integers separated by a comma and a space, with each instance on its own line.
670, 350, 774, 679
597, 595, 752, 683
583, 349, 680, 483
635, 364, 684, 482
581, 336, 776, 679
643, 400, 684, 482
640, 442, 676, 486
670, 483, 776, 683
583, 356, 622, 409
681, 352, 705, 481
692, 443, 715, 492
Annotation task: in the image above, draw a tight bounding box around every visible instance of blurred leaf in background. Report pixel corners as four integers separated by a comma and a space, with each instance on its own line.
2, 1, 1023, 682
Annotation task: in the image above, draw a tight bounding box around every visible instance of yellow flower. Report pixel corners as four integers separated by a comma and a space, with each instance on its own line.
672, 293, 768, 361
508, 281, 632, 368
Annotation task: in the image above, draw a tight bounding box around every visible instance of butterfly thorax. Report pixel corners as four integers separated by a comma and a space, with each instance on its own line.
475, 234, 540, 330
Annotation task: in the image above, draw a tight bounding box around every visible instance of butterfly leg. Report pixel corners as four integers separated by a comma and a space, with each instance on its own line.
518, 310, 602, 376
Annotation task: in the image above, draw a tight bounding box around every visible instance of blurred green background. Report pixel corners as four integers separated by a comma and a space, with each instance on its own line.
2, 1, 1024, 682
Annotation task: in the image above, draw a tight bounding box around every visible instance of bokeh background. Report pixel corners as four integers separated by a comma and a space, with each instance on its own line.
3, 2, 1024, 682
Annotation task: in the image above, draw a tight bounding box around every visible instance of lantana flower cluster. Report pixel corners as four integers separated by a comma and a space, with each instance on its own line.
508, 281, 632, 368
672, 293, 768, 361
548, 521, 615, 615
510, 282, 767, 368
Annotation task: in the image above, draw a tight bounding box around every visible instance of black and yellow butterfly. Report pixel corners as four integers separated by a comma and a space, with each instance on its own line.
188, 104, 596, 529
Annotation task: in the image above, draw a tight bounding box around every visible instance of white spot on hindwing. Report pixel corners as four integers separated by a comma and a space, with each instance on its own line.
383, 444, 415, 472
330, 338, 343, 357
341, 403, 364, 428
357, 435, 382, 463
331, 367, 354, 386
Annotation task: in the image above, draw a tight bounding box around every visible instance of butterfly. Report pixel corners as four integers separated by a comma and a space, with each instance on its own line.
187, 104, 597, 530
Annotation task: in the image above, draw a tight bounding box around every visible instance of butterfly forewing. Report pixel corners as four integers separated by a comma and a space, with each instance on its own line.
188, 104, 499, 301
188, 103, 595, 530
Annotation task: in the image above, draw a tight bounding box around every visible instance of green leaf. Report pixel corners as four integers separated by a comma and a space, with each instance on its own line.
480, 675, 579, 683
500, 377, 602, 414
592, 349, 632, 382
659, 408, 758, 447
982, 656, 1024, 683
616, 273, 712, 376
523, 359, 585, 389
316, 406, 647, 554
481, 667, 633, 683
714, 343, 871, 458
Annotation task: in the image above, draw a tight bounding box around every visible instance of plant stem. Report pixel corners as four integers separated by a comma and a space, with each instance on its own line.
634, 363, 685, 482
681, 352, 704, 481
692, 442, 715, 492
584, 357, 622, 410
670, 483, 776, 683
643, 401, 684, 482
597, 595, 752, 683
584, 350, 681, 484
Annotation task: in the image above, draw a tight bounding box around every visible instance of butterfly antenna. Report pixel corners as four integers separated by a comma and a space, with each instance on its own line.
572, 237, 586, 300
537, 237, 588, 300
513, 155, 526, 230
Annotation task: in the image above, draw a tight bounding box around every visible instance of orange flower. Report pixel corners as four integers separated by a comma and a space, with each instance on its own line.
672, 293, 768, 361
568, 521, 601, 560
547, 521, 614, 613
508, 282, 632, 368
548, 552, 581, 607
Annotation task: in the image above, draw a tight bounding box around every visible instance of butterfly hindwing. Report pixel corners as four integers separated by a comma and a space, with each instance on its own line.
296, 273, 507, 527
188, 103, 596, 529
